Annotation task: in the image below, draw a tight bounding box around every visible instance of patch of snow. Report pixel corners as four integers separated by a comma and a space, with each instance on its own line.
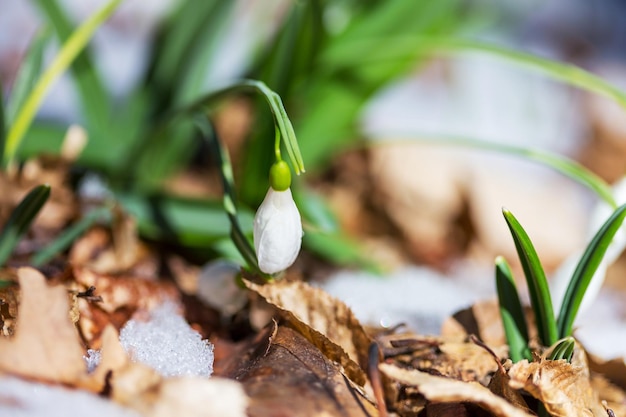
83, 349, 102, 373
320, 265, 492, 335
119, 302, 214, 378
0, 377, 140, 417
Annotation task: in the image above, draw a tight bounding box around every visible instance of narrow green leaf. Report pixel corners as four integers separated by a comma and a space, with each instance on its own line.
372, 136, 616, 209
4, 0, 121, 165
557, 204, 626, 338
31, 205, 111, 267
116, 192, 254, 248
303, 230, 383, 274
322, 36, 626, 111
5, 29, 50, 126
502, 208, 558, 347
547, 337, 575, 362
495, 256, 531, 362
33, 0, 110, 133
0, 184, 51, 266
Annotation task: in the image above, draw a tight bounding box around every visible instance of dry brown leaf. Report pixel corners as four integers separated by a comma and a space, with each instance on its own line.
508, 347, 604, 417
590, 374, 626, 416
74, 266, 178, 345
380, 363, 534, 417
587, 353, 626, 390
442, 299, 538, 349
244, 279, 372, 386
0, 267, 85, 383
145, 377, 248, 417
69, 222, 156, 276
223, 324, 378, 417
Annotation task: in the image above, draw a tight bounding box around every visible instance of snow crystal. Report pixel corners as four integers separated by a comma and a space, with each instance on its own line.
83, 349, 102, 373
119, 302, 214, 378
0, 377, 141, 417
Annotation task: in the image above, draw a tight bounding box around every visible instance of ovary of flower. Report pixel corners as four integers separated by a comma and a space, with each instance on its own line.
253, 188, 303, 274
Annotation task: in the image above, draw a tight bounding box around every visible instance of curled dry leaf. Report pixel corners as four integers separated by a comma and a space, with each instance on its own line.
73, 266, 179, 346
223, 324, 377, 417
0, 268, 86, 383
378, 333, 504, 385
380, 363, 534, 417
244, 279, 372, 386
508, 346, 605, 417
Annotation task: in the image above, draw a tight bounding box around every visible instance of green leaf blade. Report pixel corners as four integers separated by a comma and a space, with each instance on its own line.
502, 208, 558, 347
495, 256, 531, 362
0, 184, 51, 266
557, 204, 626, 338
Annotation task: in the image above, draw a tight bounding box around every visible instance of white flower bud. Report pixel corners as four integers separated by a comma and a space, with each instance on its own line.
253, 188, 303, 274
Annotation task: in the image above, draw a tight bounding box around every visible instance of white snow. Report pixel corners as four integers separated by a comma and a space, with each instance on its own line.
84, 349, 102, 373
119, 302, 214, 378
0, 377, 141, 417
320, 264, 493, 335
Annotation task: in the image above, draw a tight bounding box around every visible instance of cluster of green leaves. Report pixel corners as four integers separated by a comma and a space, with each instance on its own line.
2, 0, 626, 276
496, 205, 626, 362
4, 0, 480, 270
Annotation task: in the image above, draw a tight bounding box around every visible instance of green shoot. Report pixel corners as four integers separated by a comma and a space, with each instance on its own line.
495, 256, 531, 362
502, 208, 558, 347
557, 204, 626, 338
4, 0, 122, 166
0, 184, 51, 266
547, 337, 575, 362
31, 205, 111, 267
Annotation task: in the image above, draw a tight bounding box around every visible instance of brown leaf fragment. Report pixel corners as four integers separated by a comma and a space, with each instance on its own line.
508, 347, 604, 417
591, 375, 626, 417
244, 279, 373, 386
380, 363, 534, 417
0, 267, 86, 383
442, 300, 537, 347
225, 325, 378, 417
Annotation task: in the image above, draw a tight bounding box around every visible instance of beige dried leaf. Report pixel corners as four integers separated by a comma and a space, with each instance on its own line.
508, 347, 604, 417
380, 363, 534, 417
244, 279, 372, 386
0, 268, 86, 383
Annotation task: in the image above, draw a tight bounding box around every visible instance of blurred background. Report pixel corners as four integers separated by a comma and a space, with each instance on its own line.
2, 0, 626, 355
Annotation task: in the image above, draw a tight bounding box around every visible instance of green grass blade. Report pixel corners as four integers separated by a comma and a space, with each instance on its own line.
547, 337, 575, 362
495, 256, 531, 362
502, 208, 558, 347
31, 205, 111, 267
33, 0, 111, 133
5, 29, 50, 126
557, 204, 626, 338
373, 136, 616, 208
4, 0, 121, 165
303, 230, 383, 274
322, 36, 626, 111
117, 192, 254, 248
0, 184, 51, 266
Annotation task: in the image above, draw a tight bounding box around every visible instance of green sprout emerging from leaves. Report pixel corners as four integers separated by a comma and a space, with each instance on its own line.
497, 204, 626, 362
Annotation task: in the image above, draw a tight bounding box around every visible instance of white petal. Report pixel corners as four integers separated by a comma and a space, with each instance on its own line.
253, 188, 303, 274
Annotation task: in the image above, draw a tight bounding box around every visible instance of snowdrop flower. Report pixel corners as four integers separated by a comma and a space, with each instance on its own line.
253, 161, 303, 274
